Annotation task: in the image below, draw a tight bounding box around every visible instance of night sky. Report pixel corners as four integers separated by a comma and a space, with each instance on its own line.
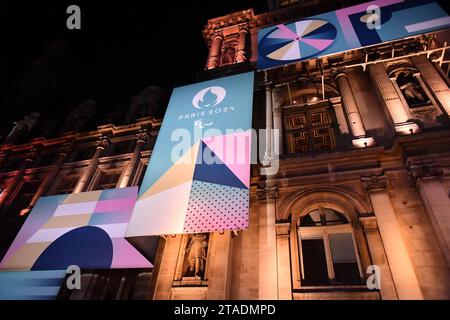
2, 1, 450, 138
1, 0, 268, 136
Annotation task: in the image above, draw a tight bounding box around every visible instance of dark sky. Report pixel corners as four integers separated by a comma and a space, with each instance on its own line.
2, 1, 450, 137
0, 0, 268, 135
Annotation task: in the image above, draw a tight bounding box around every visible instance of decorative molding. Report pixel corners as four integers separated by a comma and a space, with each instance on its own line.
256, 186, 278, 201
407, 161, 443, 187
361, 175, 388, 191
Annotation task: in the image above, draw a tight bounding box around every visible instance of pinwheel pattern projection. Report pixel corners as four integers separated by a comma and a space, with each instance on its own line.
257, 0, 450, 70
261, 20, 337, 62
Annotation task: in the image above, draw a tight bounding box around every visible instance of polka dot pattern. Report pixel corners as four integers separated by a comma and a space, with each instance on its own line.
183, 180, 249, 233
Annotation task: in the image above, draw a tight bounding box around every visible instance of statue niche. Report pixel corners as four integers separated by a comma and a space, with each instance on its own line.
221, 46, 236, 66
182, 233, 209, 279
59, 100, 96, 134
396, 71, 430, 108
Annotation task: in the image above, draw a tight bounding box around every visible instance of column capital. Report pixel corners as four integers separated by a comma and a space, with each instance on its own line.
407, 161, 443, 187
238, 24, 249, 33
59, 142, 74, 157
96, 136, 110, 150
24, 147, 39, 162
212, 30, 224, 40
265, 83, 273, 90
275, 221, 290, 236
136, 129, 149, 144
335, 71, 349, 80
361, 174, 388, 191
256, 186, 278, 201
359, 216, 378, 231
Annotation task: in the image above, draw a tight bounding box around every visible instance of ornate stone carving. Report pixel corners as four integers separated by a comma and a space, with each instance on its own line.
96, 136, 110, 150
256, 186, 278, 201
59, 143, 74, 157
4, 112, 40, 144
24, 147, 39, 162
361, 175, 388, 191
408, 161, 443, 187
136, 129, 149, 144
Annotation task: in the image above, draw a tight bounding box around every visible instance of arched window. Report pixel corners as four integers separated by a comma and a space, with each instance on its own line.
297, 207, 363, 287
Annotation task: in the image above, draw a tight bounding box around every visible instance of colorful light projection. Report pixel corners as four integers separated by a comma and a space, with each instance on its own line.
257, 0, 450, 69
126, 72, 254, 237
0, 187, 152, 271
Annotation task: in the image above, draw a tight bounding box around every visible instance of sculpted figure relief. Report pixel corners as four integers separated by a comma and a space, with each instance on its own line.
184, 234, 208, 278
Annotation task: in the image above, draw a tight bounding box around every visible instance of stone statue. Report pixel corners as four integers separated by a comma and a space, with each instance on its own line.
59, 100, 96, 133
397, 72, 429, 107
126, 86, 162, 122
221, 47, 236, 65
4, 112, 40, 144
184, 234, 208, 278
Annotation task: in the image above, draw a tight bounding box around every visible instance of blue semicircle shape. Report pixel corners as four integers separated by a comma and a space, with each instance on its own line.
31, 226, 113, 271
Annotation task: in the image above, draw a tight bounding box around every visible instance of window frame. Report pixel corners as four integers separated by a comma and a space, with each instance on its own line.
297, 210, 363, 287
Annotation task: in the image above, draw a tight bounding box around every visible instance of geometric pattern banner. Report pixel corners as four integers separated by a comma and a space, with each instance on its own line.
0, 187, 152, 271
0, 270, 66, 300
258, 0, 450, 69
126, 72, 254, 236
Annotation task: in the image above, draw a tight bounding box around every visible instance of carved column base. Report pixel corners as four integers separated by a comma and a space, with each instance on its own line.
352, 137, 376, 148
394, 122, 421, 135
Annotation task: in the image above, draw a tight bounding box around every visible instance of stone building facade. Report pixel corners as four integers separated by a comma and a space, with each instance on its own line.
1, 0, 450, 300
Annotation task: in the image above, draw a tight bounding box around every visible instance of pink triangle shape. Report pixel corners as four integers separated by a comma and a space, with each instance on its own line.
300, 38, 334, 51
202, 130, 252, 188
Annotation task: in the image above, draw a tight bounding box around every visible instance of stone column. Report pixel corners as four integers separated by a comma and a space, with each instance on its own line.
336, 73, 375, 148
359, 216, 398, 300
408, 161, 450, 267
73, 136, 110, 194
20, 143, 73, 216
276, 222, 291, 300
236, 26, 247, 63
362, 175, 423, 300
272, 87, 284, 156
264, 85, 274, 165
257, 186, 278, 300
152, 236, 183, 300
368, 63, 420, 135
207, 33, 223, 70
0, 148, 37, 209
206, 231, 234, 300
412, 55, 450, 116
118, 130, 148, 188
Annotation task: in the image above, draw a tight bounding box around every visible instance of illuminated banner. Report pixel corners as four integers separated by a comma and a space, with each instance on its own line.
126, 72, 254, 237
0, 270, 66, 300
257, 0, 450, 69
0, 187, 153, 271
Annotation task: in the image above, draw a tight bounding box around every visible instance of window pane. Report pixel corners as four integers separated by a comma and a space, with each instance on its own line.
324, 209, 347, 225
300, 210, 321, 227
301, 239, 329, 286
329, 233, 360, 285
